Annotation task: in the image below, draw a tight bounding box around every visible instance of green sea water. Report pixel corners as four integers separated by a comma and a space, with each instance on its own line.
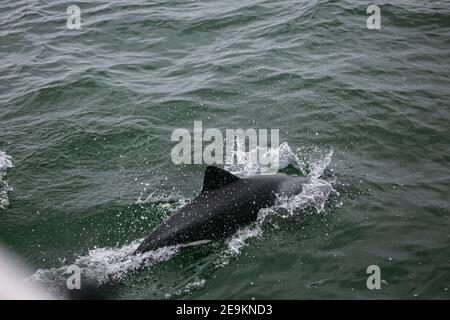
0, 0, 449, 299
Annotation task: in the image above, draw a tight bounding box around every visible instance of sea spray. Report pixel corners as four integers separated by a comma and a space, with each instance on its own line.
0, 151, 14, 209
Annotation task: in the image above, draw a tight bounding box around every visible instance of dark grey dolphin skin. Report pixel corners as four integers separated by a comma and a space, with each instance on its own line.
133, 166, 310, 255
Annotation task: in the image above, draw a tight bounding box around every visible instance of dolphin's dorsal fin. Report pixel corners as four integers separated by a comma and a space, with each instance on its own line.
201, 166, 240, 193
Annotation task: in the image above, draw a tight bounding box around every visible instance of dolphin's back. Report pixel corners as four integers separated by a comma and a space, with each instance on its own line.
133, 167, 305, 254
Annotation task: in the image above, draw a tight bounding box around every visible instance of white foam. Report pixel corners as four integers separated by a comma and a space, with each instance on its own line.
218, 145, 334, 264
225, 141, 306, 176
28, 238, 214, 291
0, 151, 14, 209
0, 151, 13, 170
29, 239, 180, 288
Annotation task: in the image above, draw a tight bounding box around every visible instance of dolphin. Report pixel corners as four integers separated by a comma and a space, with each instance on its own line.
133, 166, 315, 254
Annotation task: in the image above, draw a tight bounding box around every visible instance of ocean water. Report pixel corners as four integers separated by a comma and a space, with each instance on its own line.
0, 0, 449, 299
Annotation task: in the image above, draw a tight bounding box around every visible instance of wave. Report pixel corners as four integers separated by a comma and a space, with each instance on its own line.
0, 151, 14, 209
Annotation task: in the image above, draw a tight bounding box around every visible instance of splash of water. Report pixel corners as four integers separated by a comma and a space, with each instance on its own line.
276, 149, 334, 215
0, 151, 14, 209
29, 192, 189, 290
217, 143, 334, 266
29, 239, 181, 289
224, 141, 307, 176
30, 143, 336, 296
